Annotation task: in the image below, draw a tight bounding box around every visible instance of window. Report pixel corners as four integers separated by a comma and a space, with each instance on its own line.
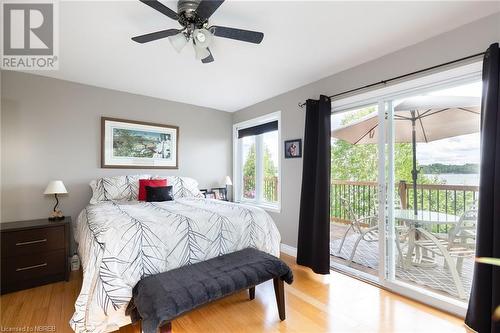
233, 112, 281, 211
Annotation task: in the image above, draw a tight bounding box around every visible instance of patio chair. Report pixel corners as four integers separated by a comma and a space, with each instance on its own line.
448, 201, 478, 246
413, 203, 478, 299
336, 197, 379, 263
336, 197, 408, 266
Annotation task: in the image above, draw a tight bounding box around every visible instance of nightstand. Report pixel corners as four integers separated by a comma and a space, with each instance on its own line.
1, 217, 70, 294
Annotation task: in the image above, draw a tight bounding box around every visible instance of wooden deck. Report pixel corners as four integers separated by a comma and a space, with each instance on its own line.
330, 222, 474, 300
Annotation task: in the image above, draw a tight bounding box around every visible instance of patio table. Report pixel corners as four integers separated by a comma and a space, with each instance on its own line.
394, 209, 468, 298
394, 209, 460, 268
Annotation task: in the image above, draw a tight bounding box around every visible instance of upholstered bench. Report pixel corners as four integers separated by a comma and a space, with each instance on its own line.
126, 248, 293, 333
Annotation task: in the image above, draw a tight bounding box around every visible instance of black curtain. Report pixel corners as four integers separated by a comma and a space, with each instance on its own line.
297, 95, 331, 274
465, 43, 500, 333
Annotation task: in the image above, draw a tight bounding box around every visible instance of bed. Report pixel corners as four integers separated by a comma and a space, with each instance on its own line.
70, 175, 281, 333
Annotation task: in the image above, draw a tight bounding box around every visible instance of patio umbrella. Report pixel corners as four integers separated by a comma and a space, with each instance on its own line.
331, 95, 480, 215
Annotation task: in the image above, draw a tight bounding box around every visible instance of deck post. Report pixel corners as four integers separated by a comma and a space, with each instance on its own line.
398, 181, 408, 209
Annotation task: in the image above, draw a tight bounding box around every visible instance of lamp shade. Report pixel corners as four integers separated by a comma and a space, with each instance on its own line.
44, 180, 68, 194
168, 33, 188, 53
194, 44, 210, 60
193, 28, 213, 49
224, 176, 233, 186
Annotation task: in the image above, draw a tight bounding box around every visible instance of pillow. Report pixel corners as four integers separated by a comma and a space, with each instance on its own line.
138, 179, 167, 201
153, 176, 204, 199
146, 186, 174, 202
89, 174, 150, 204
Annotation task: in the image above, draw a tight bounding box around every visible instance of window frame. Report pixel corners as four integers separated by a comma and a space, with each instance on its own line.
233, 111, 281, 212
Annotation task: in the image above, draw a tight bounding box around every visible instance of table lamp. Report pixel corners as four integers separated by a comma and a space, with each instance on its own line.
44, 180, 68, 221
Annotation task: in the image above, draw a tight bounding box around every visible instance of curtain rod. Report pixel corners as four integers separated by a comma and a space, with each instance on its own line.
298, 51, 485, 108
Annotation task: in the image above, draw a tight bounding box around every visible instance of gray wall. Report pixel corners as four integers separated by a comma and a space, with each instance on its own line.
232, 13, 500, 248
1, 71, 232, 225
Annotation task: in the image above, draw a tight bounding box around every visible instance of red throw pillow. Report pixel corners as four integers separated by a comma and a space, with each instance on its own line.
138, 179, 167, 201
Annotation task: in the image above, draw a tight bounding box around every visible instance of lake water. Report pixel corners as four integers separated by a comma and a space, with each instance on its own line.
424, 173, 479, 186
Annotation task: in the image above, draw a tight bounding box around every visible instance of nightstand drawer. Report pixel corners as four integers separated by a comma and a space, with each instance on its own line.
1, 249, 66, 285
1, 225, 65, 257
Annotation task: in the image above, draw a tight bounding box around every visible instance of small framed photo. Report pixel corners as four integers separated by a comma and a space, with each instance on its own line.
204, 192, 216, 199
211, 187, 227, 201
284, 139, 302, 158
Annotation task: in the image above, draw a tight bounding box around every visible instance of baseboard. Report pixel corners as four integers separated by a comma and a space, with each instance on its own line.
280, 243, 297, 257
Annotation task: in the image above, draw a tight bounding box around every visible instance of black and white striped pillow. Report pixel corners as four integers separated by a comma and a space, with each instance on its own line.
89, 174, 150, 204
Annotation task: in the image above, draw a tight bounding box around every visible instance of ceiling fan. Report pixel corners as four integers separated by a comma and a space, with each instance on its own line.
132, 0, 264, 63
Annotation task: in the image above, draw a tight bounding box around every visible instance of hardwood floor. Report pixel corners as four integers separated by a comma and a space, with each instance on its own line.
0, 254, 466, 332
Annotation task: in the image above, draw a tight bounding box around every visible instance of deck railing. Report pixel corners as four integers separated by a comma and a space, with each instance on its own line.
243, 176, 278, 202
331, 179, 479, 232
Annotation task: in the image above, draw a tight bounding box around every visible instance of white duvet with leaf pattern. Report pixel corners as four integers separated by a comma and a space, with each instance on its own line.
70, 198, 280, 333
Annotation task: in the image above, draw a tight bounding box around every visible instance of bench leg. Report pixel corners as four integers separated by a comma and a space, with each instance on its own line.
159, 322, 172, 333
273, 277, 285, 321
249, 286, 255, 300
132, 320, 142, 332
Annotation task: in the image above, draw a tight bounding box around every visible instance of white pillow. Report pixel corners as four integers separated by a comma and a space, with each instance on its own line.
153, 176, 204, 199
89, 174, 150, 204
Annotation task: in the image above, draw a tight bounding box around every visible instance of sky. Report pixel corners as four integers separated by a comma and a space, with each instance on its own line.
332, 81, 482, 167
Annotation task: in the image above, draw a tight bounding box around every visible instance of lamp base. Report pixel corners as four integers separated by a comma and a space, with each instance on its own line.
48, 215, 65, 221
49, 208, 65, 221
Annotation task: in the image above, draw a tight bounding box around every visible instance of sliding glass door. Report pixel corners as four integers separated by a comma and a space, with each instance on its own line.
329, 62, 482, 315
383, 81, 481, 308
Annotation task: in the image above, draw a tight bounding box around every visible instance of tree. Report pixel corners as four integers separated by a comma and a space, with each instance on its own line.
243, 144, 256, 198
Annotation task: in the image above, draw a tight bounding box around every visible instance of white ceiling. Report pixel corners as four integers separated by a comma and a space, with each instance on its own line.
33, 1, 500, 112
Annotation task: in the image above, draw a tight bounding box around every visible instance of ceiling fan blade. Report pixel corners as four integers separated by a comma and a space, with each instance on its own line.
201, 48, 214, 63
210, 25, 264, 44
132, 29, 181, 43
139, 0, 178, 20
196, 0, 224, 20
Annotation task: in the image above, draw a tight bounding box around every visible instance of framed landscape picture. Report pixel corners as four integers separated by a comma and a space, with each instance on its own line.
101, 117, 179, 169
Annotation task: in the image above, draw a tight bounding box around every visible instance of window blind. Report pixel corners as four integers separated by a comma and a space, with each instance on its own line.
237, 120, 278, 139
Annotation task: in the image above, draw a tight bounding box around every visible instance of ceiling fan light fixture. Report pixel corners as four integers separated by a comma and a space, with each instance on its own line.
193, 43, 211, 60
192, 28, 213, 49
168, 32, 188, 53
133, 0, 265, 63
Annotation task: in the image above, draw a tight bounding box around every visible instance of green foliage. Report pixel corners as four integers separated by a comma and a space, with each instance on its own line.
476, 257, 500, 266
243, 144, 256, 198
331, 139, 378, 181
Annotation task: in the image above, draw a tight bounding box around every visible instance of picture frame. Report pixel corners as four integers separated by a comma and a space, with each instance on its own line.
101, 117, 179, 169
211, 187, 228, 201
204, 192, 216, 199
284, 139, 302, 158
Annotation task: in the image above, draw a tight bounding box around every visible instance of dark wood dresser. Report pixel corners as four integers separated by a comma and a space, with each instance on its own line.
1, 217, 70, 294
